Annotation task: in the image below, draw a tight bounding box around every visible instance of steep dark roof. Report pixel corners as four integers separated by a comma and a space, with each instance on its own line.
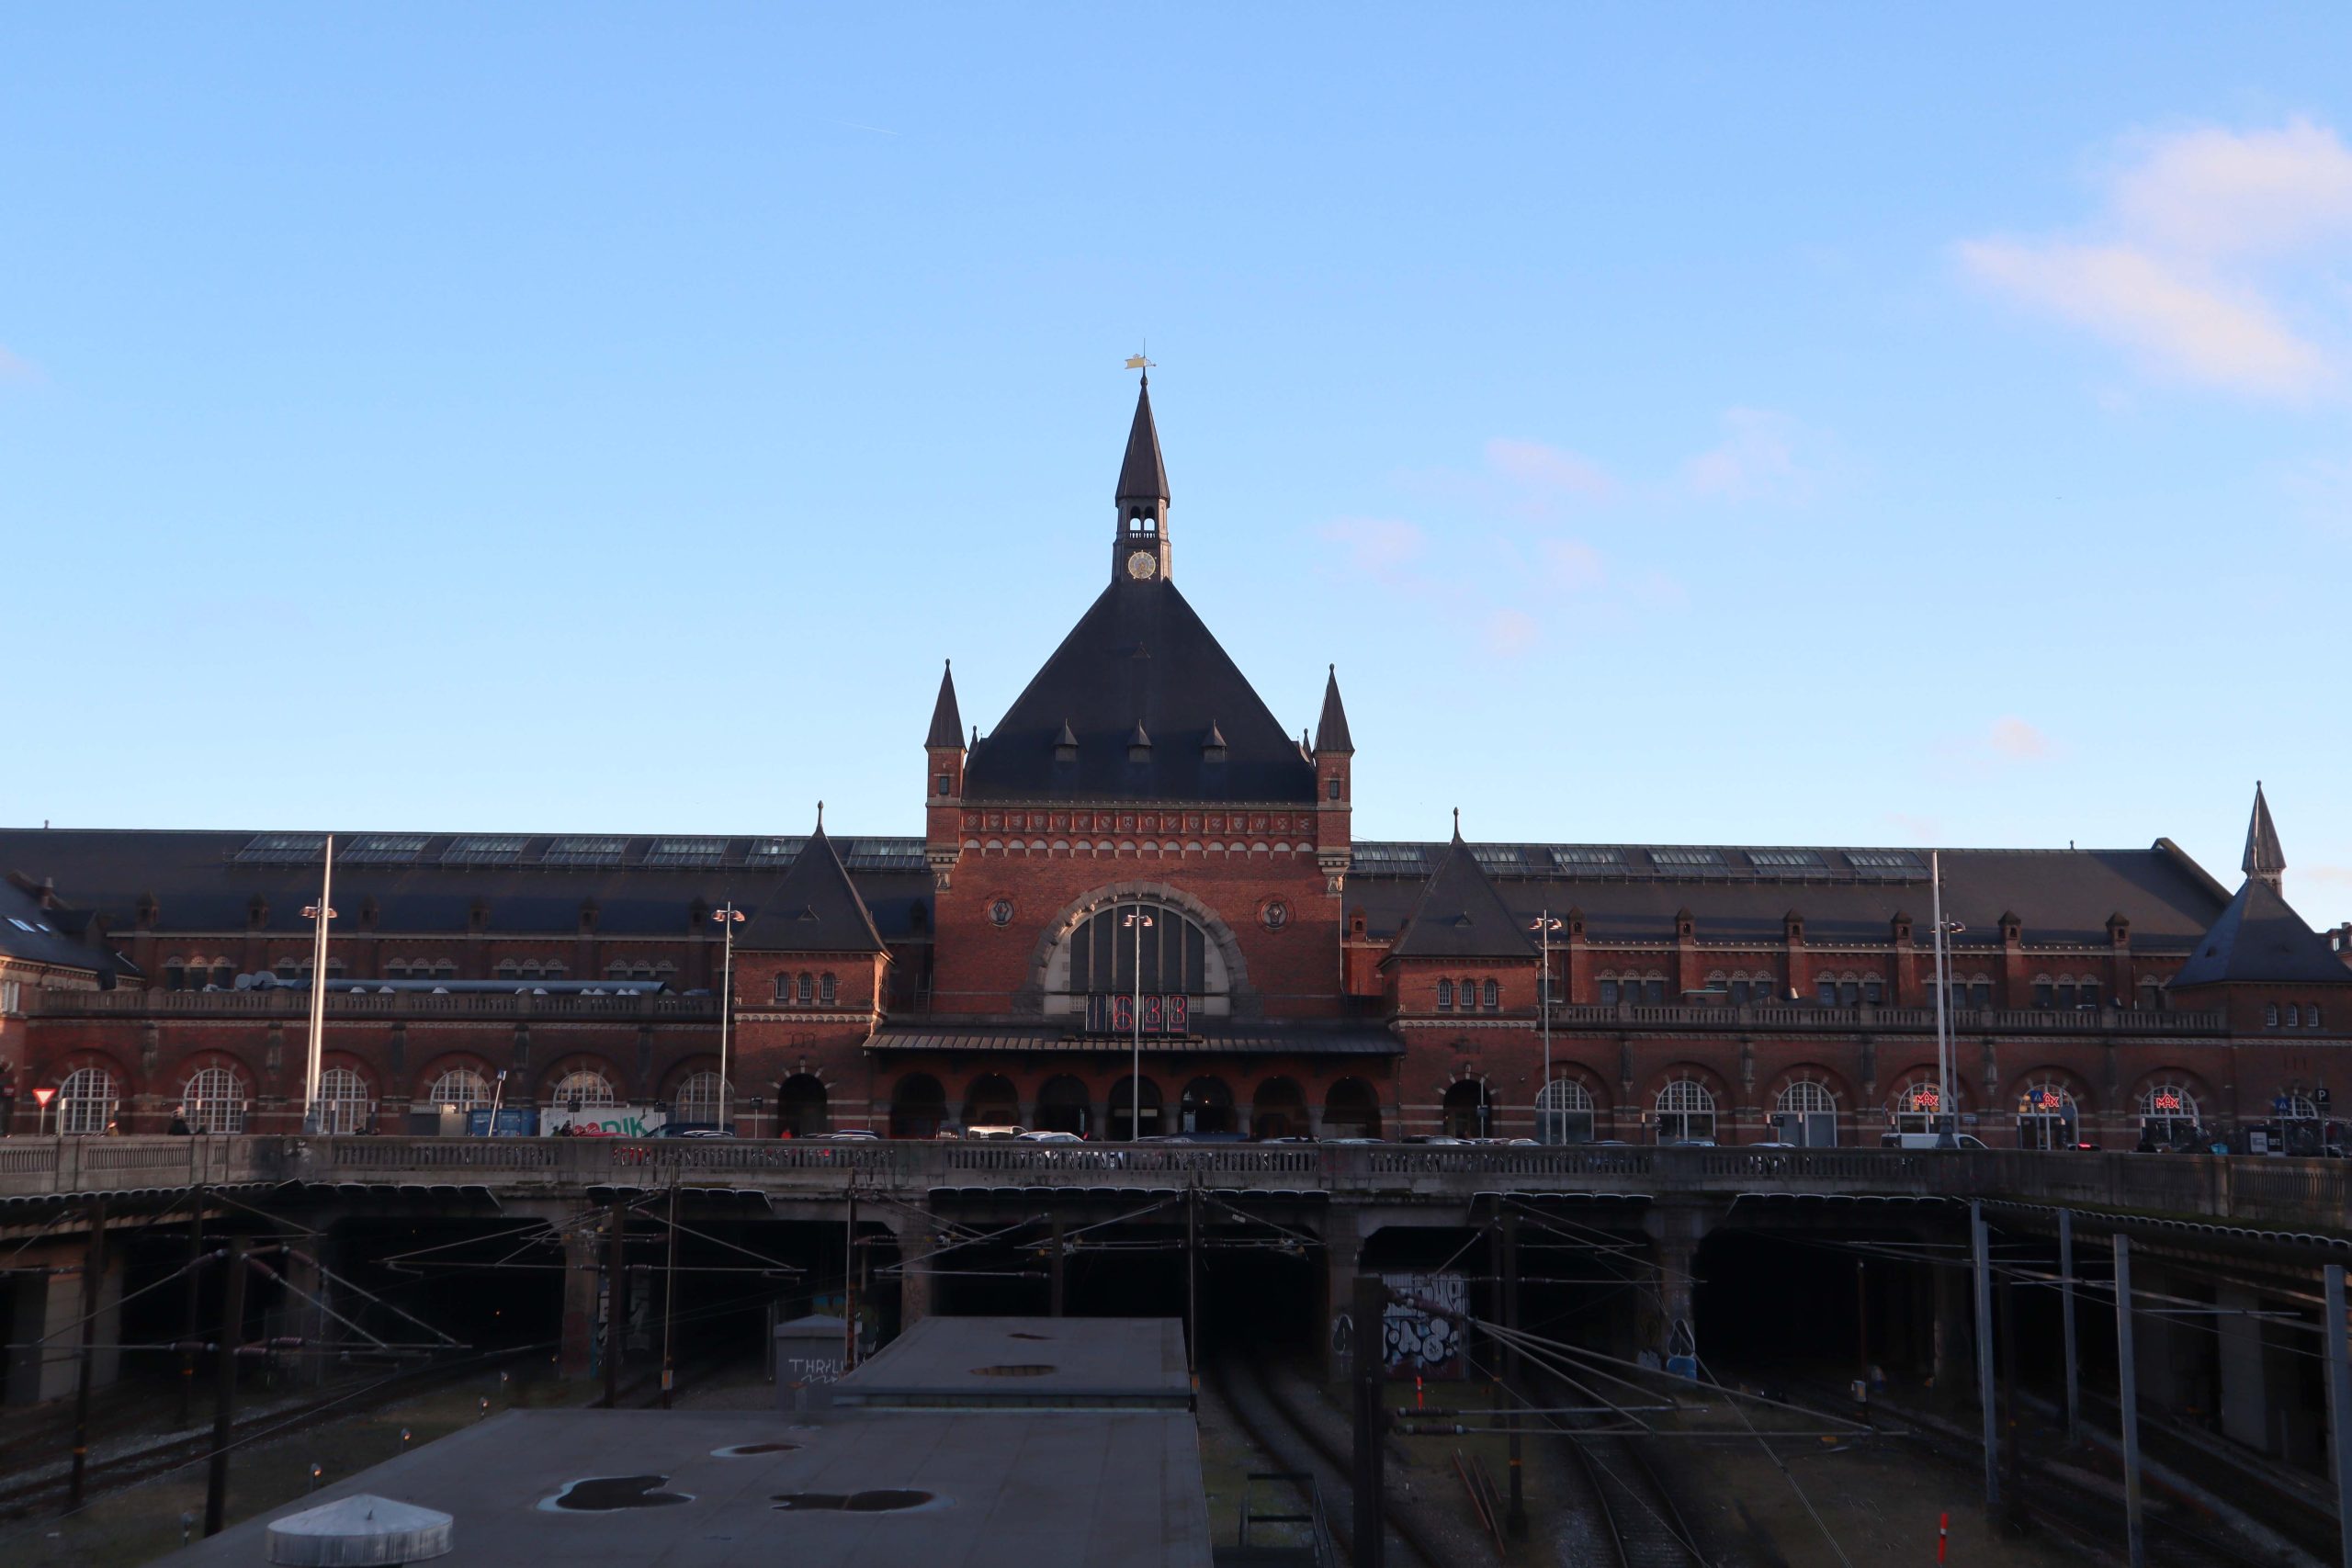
1315, 666, 1353, 754
1115, 377, 1169, 505
1386, 833, 1538, 961
960, 579, 1316, 803
2244, 783, 2285, 885
925, 662, 964, 750
2169, 878, 2348, 988
1346, 842, 2233, 950
0, 877, 119, 976
0, 829, 934, 943
736, 824, 888, 955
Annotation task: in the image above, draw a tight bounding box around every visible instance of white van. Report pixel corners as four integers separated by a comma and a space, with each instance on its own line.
1879, 1132, 1990, 1150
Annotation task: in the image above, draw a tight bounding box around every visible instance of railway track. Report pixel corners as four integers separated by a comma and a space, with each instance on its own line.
0, 1346, 540, 1519
1204, 1352, 1444, 1567
1519, 1360, 1706, 1568
1763, 1374, 2283, 1568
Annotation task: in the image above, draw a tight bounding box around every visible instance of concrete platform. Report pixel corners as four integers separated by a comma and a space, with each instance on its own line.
834, 1314, 1193, 1408
157, 1406, 1212, 1567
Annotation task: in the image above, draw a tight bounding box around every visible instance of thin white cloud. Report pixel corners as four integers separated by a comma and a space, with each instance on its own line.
1483, 438, 1615, 503
1986, 716, 2051, 761
0, 344, 38, 382
1484, 608, 1539, 659
1538, 537, 1605, 591
2109, 118, 2352, 259
1961, 118, 2352, 400
1961, 240, 2330, 397
1679, 408, 1815, 503
1316, 517, 1424, 577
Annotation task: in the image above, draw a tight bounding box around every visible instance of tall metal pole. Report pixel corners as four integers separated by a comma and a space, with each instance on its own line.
203, 1235, 247, 1536
1351, 1274, 1385, 1568
659, 1177, 679, 1408
602, 1196, 625, 1408
300, 835, 336, 1134
1971, 1202, 1999, 1514
2321, 1264, 2352, 1568
713, 905, 742, 1135
177, 1184, 204, 1426
1049, 1216, 1065, 1317
67, 1197, 105, 1509
1185, 1183, 1199, 1390
1502, 1207, 1526, 1539
1126, 909, 1152, 1141
1999, 1267, 2021, 1529
2114, 1235, 2145, 1568
1532, 913, 1557, 1141
843, 1184, 858, 1372
1931, 852, 1955, 1146
2057, 1208, 2080, 1447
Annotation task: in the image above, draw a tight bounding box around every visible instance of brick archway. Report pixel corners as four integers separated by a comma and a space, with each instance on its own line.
1023, 880, 1257, 1012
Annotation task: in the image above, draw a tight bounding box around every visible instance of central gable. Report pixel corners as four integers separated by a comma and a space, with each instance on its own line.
962, 578, 1315, 804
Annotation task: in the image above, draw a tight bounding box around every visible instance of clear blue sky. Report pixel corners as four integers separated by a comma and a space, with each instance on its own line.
6, 6, 2348, 924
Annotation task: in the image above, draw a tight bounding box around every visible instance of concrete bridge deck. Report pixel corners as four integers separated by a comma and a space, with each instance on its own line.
2, 1135, 2347, 1235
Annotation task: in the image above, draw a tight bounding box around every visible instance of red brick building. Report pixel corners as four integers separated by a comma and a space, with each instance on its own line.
4, 384, 2346, 1149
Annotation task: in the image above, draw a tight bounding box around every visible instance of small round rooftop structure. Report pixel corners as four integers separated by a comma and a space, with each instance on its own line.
266, 1494, 453, 1565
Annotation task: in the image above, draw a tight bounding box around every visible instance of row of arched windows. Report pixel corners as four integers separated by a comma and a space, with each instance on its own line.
492, 959, 570, 980
773, 971, 841, 1004
1435, 977, 1499, 1011
2265, 1002, 2324, 1030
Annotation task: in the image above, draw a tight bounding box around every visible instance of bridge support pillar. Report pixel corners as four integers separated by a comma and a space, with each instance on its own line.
1322, 1213, 1365, 1384
3, 1237, 123, 1405
2217, 1282, 2268, 1453
892, 1209, 937, 1332
1641, 1201, 1708, 1362
559, 1222, 597, 1379
1930, 1245, 1969, 1409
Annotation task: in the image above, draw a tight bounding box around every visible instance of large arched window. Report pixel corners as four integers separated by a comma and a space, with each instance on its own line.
1058, 899, 1219, 997
1655, 1079, 1716, 1144
674, 1071, 727, 1129
315, 1067, 373, 1134
1773, 1079, 1838, 1146
1035, 1075, 1092, 1136
1180, 1077, 1234, 1135
2015, 1080, 2077, 1150
1890, 1077, 1951, 1134
1535, 1078, 1595, 1145
426, 1067, 491, 1109
551, 1070, 616, 1110
56, 1067, 118, 1135
1252, 1077, 1306, 1140
964, 1074, 1020, 1131
183, 1066, 247, 1134
2139, 1081, 2199, 1146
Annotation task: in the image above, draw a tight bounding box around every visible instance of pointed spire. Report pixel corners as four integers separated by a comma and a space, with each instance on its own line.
925, 660, 963, 750
2244, 781, 2285, 893
1116, 375, 1170, 507
1452, 807, 1462, 840
1315, 664, 1354, 753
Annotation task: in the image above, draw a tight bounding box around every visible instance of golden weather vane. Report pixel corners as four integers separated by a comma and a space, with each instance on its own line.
1125, 342, 1155, 372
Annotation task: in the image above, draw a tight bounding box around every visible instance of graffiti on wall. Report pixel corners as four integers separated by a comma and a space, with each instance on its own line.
1379, 1270, 1465, 1379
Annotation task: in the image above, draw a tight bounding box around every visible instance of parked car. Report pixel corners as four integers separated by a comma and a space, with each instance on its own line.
806, 1128, 878, 1141
1017, 1130, 1082, 1144
962, 1125, 1028, 1141
1879, 1132, 1991, 1150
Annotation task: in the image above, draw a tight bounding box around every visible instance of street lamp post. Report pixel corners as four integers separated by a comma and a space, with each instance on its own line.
713, 904, 746, 1136
300, 835, 338, 1135
1530, 913, 1563, 1143
1125, 908, 1154, 1142
1929, 852, 1965, 1148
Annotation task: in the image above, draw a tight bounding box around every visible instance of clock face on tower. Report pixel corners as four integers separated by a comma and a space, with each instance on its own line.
1125, 549, 1159, 580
